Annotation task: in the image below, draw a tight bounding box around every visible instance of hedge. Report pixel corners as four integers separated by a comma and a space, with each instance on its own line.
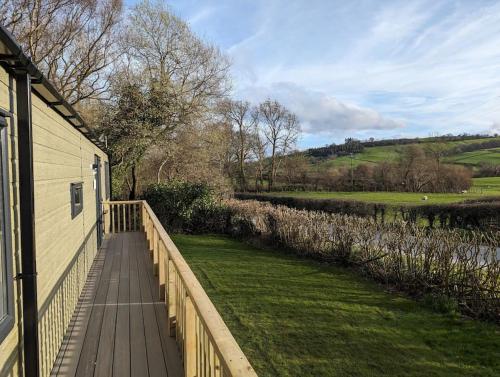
234, 193, 500, 230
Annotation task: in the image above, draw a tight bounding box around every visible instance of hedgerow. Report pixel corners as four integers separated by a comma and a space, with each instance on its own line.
143, 185, 499, 321
224, 199, 500, 322
235, 193, 500, 230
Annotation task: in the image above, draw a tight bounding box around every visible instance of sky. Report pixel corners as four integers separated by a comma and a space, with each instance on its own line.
126, 0, 500, 149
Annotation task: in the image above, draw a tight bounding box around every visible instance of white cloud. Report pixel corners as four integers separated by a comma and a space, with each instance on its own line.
239, 82, 404, 135
170, 0, 500, 145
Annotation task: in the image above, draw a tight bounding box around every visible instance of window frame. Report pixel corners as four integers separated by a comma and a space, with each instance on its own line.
70, 182, 84, 219
0, 113, 14, 343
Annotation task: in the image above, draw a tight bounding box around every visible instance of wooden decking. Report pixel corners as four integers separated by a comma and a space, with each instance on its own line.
51, 232, 184, 377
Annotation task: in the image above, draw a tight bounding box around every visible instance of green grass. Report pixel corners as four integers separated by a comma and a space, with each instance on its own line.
445, 147, 500, 166
258, 177, 500, 206
315, 145, 401, 169
173, 234, 500, 377
471, 176, 500, 195
261, 191, 483, 205
311, 137, 500, 169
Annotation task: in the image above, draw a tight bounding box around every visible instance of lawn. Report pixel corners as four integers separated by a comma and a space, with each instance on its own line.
173, 234, 500, 377
258, 177, 500, 205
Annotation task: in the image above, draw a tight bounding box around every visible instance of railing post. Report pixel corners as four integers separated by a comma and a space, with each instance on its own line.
159, 242, 166, 299
184, 296, 196, 377
103, 202, 110, 234
141, 202, 146, 232
167, 260, 177, 336
121, 203, 126, 232
164, 249, 170, 303
148, 218, 152, 245
153, 229, 159, 275
134, 203, 138, 231
127, 204, 135, 232
111, 204, 115, 233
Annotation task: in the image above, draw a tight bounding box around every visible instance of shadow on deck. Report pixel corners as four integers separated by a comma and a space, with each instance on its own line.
51, 232, 184, 377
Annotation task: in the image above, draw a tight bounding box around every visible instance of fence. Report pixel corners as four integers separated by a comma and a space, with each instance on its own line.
103, 200, 257, 377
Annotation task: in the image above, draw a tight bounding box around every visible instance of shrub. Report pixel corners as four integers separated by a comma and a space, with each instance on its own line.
235, 193, 500, 231
141, 181, 227, 233
422, 293, 459, 315
223, 199, 500, 322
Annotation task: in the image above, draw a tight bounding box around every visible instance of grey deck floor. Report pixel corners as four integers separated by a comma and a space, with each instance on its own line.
51, 232, 184, 377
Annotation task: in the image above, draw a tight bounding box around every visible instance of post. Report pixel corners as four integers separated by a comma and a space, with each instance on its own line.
153, 229, 159, 275
127, 204, 135, 232
16, 71, 40, 377
159, 242, 166, 299
121, 203, 126, 232
167, 260, 177, 336
184, 296, 196, 377
141, 204, 145, 231
145, 214, 150, 241
103, 202, 110, 234
111, 204, 116, 233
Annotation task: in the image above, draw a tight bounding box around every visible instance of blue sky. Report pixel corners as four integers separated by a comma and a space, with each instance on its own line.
126, 0, 500, 149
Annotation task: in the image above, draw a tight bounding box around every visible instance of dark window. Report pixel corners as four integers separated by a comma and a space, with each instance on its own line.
104, 161, 110, 200
70, 182, 83, 218
0, 113, 14, 343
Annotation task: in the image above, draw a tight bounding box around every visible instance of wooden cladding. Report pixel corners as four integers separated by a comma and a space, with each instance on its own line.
103, 200, 258, 377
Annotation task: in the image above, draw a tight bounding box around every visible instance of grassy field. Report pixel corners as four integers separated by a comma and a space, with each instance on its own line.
315, 145, 401, 169
173, 234, 500, 377
445, 147, 500, 166
312, 137, 500, 170
259, 177, 500, 206
470, 176, 500, 194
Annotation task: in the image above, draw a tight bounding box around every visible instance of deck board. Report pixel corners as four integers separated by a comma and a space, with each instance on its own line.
135, 233, 169, 377
52, 232, 183, 377
113, 233, 131, 377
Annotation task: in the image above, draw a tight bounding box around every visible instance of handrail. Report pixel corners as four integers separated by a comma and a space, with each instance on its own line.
103, 200, 258, 377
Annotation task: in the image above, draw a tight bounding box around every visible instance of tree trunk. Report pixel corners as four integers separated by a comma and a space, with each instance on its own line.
157, 159, 168, 184
268, 143, 276, 191
239, 132, 247, 191
129, 165, 137, 200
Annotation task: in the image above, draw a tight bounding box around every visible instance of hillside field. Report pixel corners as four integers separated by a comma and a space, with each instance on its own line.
309, 137, 500, 170
447, 147, 500, 166
259, 177, 500, 206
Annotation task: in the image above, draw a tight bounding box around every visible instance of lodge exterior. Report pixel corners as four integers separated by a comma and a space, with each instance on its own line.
0, 25, 256, 377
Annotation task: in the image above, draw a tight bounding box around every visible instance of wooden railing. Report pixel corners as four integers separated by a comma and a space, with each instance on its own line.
103, 201, 258, 377
103, 200, 143, 233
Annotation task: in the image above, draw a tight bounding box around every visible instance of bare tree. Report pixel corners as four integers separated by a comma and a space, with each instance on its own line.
250, 124, 268, 191
219, 99, 257, 190
282, 153, 309, 186
398, 145, 435, 192
124, 0, 230, 116
0, 0, 123, 105
258, 99, 300, 191
87, 0, 231, 198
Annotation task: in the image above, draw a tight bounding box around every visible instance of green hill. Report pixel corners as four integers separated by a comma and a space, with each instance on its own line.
307, 136, 500, 171
445, 147, 500, 166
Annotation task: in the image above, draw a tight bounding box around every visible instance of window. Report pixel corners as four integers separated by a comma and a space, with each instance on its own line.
70, 182, 83, 218
104, 161, 110, 200
0, 113, 14, 343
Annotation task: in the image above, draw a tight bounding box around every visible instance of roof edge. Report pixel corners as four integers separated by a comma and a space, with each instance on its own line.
0, 24, 107, 153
